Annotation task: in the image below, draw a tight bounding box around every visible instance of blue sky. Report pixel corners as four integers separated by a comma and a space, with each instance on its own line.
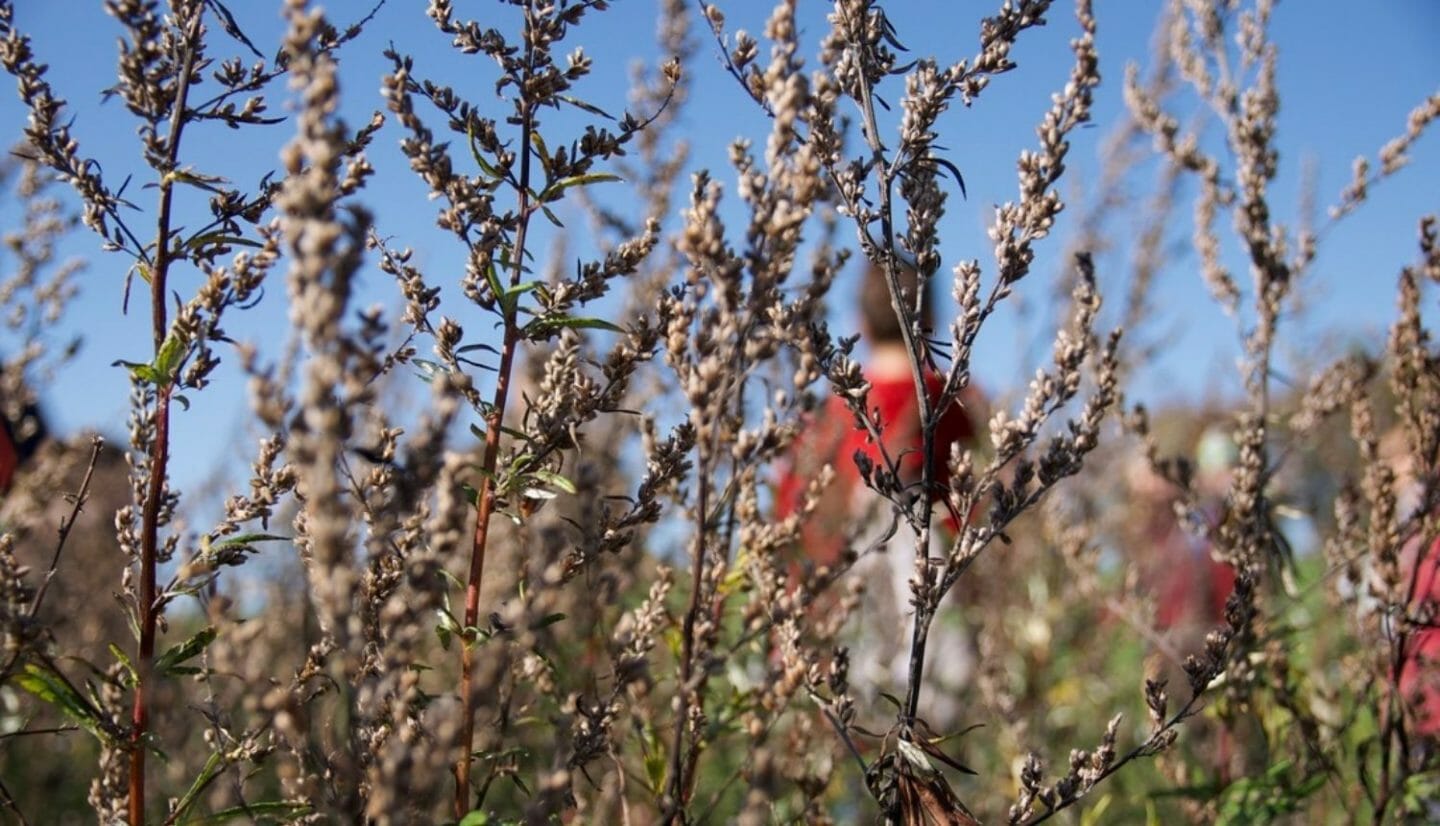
1, 0, 1437, 496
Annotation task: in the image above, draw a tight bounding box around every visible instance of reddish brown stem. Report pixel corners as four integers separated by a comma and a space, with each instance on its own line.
453, 67, 536, 819
128, 11, 202, 822
129, 383, 170, 826
452, 317, 522, 817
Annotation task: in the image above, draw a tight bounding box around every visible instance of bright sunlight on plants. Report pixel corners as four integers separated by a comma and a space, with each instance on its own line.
0, 0, 1438, 823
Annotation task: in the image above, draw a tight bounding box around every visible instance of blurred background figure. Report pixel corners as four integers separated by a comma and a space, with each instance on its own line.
0, 362, 49, 493
1382, 427, 1440, 740
1124, 423, 1245, 780
1155, 426, 1238, 635
777, 261, 981, 725
1124, 424, 1238, 660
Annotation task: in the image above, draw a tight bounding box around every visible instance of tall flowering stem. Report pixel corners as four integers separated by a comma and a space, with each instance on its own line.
452, 66, 536, 824
128, 8, 205, 822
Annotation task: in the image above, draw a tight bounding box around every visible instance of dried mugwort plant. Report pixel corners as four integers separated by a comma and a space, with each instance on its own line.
0, 0, 1437, 823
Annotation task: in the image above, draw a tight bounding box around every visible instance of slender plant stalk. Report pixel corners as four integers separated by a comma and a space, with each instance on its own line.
842, 8, 938, 725
0, 776, 32, 826
453, 28, 537, 818
129, 11, 203, 823
662, 466, 709, 824
27, 437, 102, 616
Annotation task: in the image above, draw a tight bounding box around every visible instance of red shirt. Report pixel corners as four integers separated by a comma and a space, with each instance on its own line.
1400, 533, 1440, 735
0, 423, 17, 492
777, 369, 975, 566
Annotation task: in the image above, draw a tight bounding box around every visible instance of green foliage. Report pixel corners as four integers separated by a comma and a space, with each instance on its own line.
14, 663, 115, 746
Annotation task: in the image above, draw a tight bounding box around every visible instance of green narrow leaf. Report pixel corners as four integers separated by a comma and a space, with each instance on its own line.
498, 424, 530, 441
482, 260, 511, 315
529, 469, 577, 495
1080, 793, 1113, 826
529, 130, 553, 182
183, 800, 310, 824
210, 533, 288, 551
467, 119, 502, 180
503, 280, 544, 303
541, 172, 622, 202
165, 168, 231, 194
185, 232, 265, 252
108, 644, 138, 687
557, 94, 615, 120
152, 332, 187, 386
644, 744, 666, 792
456, 342, 500, 355
412, 358, 450, 383
457, 812, 490, 826
435, 604, 461, 651
539, 204, 564, 228
155, 626, 218, 677
122, 363, 162, 385
170, 751, 225, 824
15, 664, 112, 745
523, 315, 625, 339
508, 771, 532, 796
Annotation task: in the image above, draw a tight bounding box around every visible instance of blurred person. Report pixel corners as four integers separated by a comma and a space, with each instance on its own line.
1128, 424, 1245, 780
1153, 426, 1238, 633
1399, 530, 1440, 738
1124, 425, 1237, 645
1382, 428, 1440, 740
0, 383, 47, 494
776, 261, 981, 724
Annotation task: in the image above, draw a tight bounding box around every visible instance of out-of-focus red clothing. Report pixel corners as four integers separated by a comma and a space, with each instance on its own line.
1154, 545, 1237, 631
776, 370, 975, 566
1400, 533, 1440, 736
0, 422, 17, 492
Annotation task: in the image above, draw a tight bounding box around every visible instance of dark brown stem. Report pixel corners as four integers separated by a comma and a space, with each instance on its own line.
841, 7, 935, 725
453, 15, 537, 816
129, 10, 202, 824
663, 461, 710, 825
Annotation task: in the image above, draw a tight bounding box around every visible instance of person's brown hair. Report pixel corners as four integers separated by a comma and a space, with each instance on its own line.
861, 260, 933, 343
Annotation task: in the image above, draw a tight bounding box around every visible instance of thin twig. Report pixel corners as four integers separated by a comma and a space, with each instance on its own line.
0, 437, 103, 687
0, 724, 79, 740
0, 776, 33, 826
28, 436, 103, 617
